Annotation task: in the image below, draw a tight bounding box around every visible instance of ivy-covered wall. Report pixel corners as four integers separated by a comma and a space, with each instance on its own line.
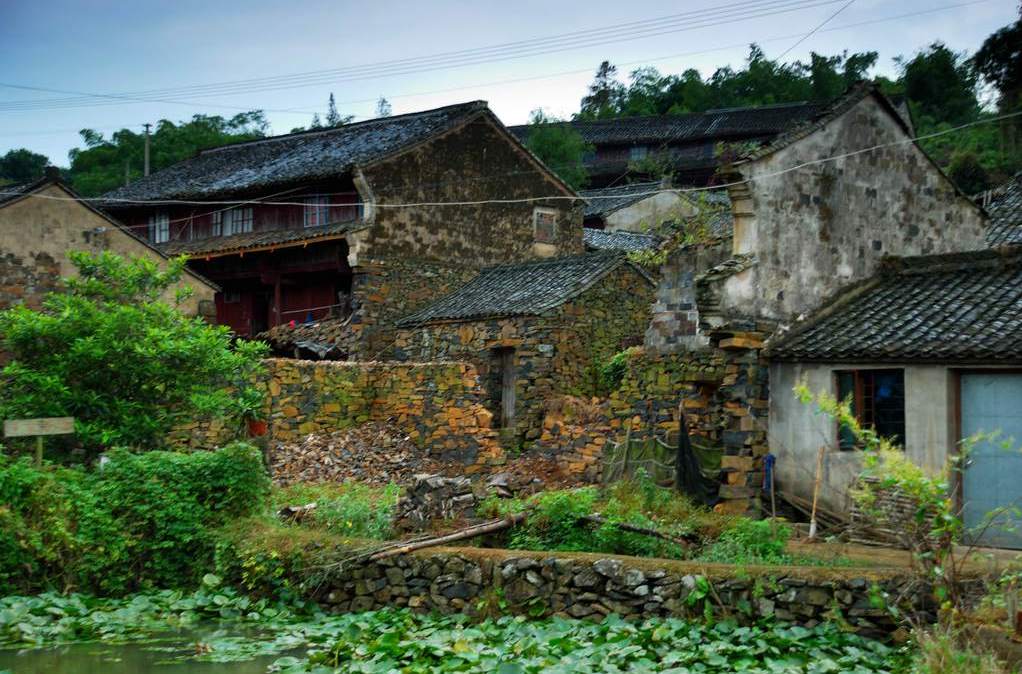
393, 267, 655, 446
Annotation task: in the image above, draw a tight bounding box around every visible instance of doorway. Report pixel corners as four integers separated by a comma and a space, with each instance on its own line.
491, 347, 516, 430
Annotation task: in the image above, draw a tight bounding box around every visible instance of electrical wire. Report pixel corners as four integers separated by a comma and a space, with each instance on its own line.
5, 108, 1017, 214
774, 0, 856, 61
0, 0, 849, 113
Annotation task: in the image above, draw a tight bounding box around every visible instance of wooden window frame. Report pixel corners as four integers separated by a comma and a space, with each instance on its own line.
148, 212, 170, 243
834, 368, 906, 451
533, 207, 558, 243
303, 195, 331, 228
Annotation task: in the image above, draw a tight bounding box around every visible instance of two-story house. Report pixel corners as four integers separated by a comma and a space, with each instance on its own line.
102, 101, 582, 358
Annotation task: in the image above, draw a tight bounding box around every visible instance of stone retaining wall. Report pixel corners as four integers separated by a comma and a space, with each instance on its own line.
170, 358, 503, 469
312, 546, 936, 639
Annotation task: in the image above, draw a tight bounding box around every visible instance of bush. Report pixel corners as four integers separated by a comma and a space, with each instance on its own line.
0, 443, 269, 595
270, 482, 399, 540
598, 347, 640, 394
699, 519, 793, 565
0, 251, 267, 456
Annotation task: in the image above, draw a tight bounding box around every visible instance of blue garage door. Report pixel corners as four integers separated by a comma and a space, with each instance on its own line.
962, 373, 1022, 549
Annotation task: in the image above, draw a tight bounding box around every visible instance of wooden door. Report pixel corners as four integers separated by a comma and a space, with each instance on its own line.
498, 348, 516, 430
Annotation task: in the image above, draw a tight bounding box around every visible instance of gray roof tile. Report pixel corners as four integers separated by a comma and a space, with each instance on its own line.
583, 228, 661, 252
985, 173, 1022, 247
398, 251, 650, 325
102, 101, 488, 202
768, 249, 1022, 362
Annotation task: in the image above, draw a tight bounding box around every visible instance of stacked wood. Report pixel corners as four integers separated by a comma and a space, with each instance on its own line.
394, 474, 479, 531
849, 477, 930, 549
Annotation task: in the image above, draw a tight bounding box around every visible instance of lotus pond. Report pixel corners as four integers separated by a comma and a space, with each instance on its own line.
0, 586, 911, 674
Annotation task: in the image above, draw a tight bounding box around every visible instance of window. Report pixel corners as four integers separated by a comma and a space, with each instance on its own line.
148, 212, 170, 243
836, 369, 905, 450
214, 207, 254, 236
629, 145, 648, 161
533, 208, 558, 243
304, 196, 331, 228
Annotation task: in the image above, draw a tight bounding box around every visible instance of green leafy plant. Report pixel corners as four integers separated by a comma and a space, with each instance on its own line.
598, 346, 641, 393
0, 443, 269, 595
700, 519, 793, 565
0, 251, 268, 456
270, 482, 400, 539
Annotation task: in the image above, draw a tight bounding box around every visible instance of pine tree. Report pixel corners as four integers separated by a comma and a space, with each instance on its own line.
326, 93, 342, 126
376, 97, 393, 118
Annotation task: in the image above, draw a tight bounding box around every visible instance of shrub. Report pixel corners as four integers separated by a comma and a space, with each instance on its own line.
270, 482, 399, 539
597, 346, 641, 393
0, 443, 269, 595
0, 251, 267, 456
700, 518, 793, 565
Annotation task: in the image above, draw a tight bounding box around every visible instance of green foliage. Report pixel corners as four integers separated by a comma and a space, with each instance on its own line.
270, 482, 400, 539
304, 610, 907, 673
700, 519, 793, 565
0, 148, 49, 184
947, 151, 991, 194
523, 109, 593, 190
910, 625, 1007, 674
0, 574, 308, 648
598, 346, 641, 393
973, 15, 1022, 112
900, 43, 980, 126
0, 443, 269, 595
68, 111, 268, 196
0, 251, 268, 455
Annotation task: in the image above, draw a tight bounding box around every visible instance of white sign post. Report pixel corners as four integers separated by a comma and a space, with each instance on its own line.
4, 417, 75, 466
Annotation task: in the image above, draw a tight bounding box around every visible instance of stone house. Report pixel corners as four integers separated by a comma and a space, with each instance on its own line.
604, 83, 989, 514
393, 251, 655, 444
101, 101, 581, 357
0, 172, 216, 316
767, 249, 1022, 548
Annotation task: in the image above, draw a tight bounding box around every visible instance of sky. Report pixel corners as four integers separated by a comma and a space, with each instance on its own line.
0, 0, 1017, 166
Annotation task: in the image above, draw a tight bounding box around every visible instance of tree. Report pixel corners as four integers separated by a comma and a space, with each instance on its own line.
523, 109, 592, 190
973, 13, 1022, 112
0, 251, 267, 455
899, 42, 980, 126
947, 151, 991, 194
578, 61, 627, 119
376, 97, 393, 118
69, 112, 268, 196
0, 148, 50, 184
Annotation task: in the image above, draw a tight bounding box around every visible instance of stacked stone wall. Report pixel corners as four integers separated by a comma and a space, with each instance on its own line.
310, 546, 942, 638
0, 251, 61, 311
170, 358, 503, 469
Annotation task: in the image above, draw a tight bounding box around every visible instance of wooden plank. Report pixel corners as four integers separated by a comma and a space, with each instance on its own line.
4, 417, 75, 438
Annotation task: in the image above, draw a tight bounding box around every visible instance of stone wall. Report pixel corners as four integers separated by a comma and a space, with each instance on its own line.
310, 546, 935, 638
0, 251, 61, 311
393, 266, 655, 446
171, 358, 504, 469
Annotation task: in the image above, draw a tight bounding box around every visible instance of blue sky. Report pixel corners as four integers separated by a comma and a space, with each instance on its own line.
0, 0, 1016, 165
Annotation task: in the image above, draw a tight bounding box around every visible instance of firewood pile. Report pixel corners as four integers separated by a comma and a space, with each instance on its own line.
393, 474, 479, 532
268, 422, 444, 486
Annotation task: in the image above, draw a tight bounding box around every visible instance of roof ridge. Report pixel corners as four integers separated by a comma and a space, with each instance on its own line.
479, 250, 623, 273
200, 100, 488, 155
882, 247, 1022, 276
510, 101, 822, 131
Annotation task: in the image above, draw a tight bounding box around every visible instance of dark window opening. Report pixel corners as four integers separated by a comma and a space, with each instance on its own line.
836, 369, 905, 450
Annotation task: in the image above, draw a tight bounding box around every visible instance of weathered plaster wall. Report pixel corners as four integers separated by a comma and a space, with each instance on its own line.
393, 268, 655, 445
604, 191, 694, 233
0, 184, 216, 315
359, 115, 583, 266
768, 361, 958, 514
725, 95, 987, 323
171, 358, 504, 469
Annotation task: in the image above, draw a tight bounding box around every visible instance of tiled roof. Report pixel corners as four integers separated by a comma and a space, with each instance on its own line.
984, 173, 1022, 247
259, 316, 355, 358
397, 251, 651, 325
583, 228, 661, 252
0, 180, 38, 206
581, 181, 663, 218
768, 249, 1022, 362
158, 221, 368, 257
508, 102, 823, 147
102, 102, 488, 202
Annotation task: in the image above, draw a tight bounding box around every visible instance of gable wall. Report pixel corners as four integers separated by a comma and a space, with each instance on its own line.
360, 115, 583, 265
724, 95, 987, 323
603, 191, 694, 233
0, 185, 216, 316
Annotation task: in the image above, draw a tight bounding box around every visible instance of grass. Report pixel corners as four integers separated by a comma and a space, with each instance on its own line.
270, 482, 399, 540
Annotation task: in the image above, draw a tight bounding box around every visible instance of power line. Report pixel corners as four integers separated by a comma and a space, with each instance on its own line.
4, 109, 1018, 215
0, 0, 849, 113
774, 0, 856, 61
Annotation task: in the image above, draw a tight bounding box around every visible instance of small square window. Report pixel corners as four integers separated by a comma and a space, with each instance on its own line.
148, 212, 170, 243
211, 211, 223, 237
222, 290, 241, 304
629, 145, 648, 161
304, 196, 331, 228
220, 207, 253, 235
533, 208, 558, 243
836, 369, 905, 450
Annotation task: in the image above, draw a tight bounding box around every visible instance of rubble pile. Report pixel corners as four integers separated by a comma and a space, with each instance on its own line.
394, 474, 479, 531
269, 422, 443, 486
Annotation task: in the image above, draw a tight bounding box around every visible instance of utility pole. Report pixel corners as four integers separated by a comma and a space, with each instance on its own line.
143, 123, 151, 177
